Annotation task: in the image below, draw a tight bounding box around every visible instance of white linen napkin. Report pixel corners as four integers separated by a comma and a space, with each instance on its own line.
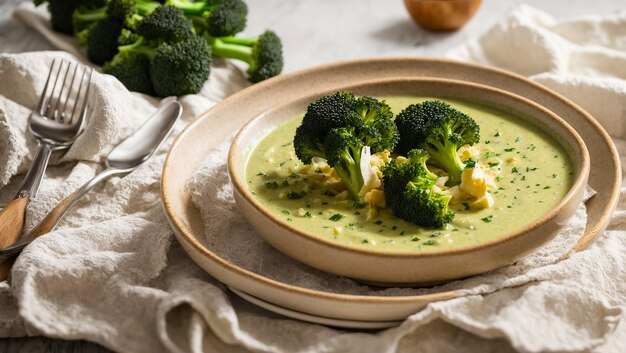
2, 2, 626, 353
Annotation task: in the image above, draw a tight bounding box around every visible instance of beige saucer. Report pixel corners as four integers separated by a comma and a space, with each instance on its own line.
162, 58, 620, 323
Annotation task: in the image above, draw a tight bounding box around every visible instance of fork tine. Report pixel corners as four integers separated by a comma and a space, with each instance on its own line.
36, 58, 57, 115
53, 61, 73, 124
60, 63, 79, 124
70, 67, 93, 126
45, 60, 66, 120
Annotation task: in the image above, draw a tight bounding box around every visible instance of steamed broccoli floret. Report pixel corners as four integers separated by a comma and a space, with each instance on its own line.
395, 100, 480, 185
210, 30, 283, 82
353, 96, 399, 153
86, 18, 124, 65
150, 35, 212, 96
293, 91, 359, 164
136, 5, 193, 42
324, 127, 366, 199
382, 149, 454, 228
293, 92, 399, 200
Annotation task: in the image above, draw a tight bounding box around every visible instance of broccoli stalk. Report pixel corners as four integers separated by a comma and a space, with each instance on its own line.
35, 0, 84, 34
324, 128, 366, 199
382, 149, 454, 228
209, 30, 284, 82
395, 100, 480, 185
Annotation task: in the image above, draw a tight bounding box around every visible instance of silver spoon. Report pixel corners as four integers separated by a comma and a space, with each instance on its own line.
0, 101, 182, 261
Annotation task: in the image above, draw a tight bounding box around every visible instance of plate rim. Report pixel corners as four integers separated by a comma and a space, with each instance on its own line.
162, 57, 621, 306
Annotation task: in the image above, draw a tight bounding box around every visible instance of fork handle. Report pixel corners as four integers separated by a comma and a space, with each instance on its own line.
16, 142, 53, 199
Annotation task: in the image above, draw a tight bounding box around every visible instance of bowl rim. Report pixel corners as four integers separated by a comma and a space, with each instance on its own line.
162, 56, 618, 304
227, 77, 590, 259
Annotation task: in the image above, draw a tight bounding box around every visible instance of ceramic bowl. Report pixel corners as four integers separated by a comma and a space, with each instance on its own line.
404, 0, 482, 31
227, 78, 590, 285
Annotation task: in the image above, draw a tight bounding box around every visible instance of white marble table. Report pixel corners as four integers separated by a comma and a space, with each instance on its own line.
0, 0, 623, 351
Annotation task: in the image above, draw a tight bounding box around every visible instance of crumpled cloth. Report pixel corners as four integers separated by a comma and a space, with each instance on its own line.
0, 3, 624, 353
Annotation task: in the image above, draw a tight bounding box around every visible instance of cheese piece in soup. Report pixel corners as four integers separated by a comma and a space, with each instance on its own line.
245, 97, 573, 252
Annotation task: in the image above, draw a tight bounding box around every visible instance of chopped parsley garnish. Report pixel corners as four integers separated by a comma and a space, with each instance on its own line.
265, 181, 279, 189
504, 148, 515, 152
256, 172, 266, 176
543, 186, 551, 189
287, 191, 307, 199
511, 167, 518, 173
465, 159, 476, 168
423, 240, 436, 246
281, 210, 290, 215
494, 131, 501, 137
488, 162, 499, 167
329, 213, 345, 221
481, 215, 494, 223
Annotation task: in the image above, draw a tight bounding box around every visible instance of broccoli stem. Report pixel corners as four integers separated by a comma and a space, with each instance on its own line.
428, 141, 465, 185
114, 37, 157, 62
167, 0, 211, 16
220, 36, 257, 46
332, 148, 364, 200
210, 38, 253, 64
74, 8, 107, 23
136, 1, 161, 15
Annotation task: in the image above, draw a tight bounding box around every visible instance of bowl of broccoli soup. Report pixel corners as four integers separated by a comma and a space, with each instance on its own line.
228, 78, 589, 284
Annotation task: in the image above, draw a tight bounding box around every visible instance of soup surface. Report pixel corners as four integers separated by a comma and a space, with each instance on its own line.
244, 97, 573, 251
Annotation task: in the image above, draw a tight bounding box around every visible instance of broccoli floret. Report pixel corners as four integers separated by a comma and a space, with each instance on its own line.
382, 149, 454, 228
150, 35, 212, 96
210, 30, 283, 82
353, 96, 398, 153
103, 51, 154, 95
35, 0, 89, 34
136, 5, 193, 42
395, 100, 480, 185
324, 127, 366, 198
293, 92, 400, 200
86, 18, 124, 65
167, 0, 247, 37
294, 91, 360, 163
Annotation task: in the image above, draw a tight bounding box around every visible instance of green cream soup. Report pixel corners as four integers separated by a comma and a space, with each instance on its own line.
245, 97, 573, 251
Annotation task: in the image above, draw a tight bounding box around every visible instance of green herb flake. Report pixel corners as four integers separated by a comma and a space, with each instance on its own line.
265, 181, 279, 189
504, 148, 515, 152
410, 236, 420, 242
552, 174, 557, 179
329, 213, 345, 221
484, 140, 491, 144
374, 220, 383, 225
256, 172, 266, 176
512, 167, 518, 173
281, 210, 290, 215
423, 240, 436, 246
488, 162, 499, 167
362, 239, 369, 244
462, 202, 470, 211
544, 186, 551, 189
481, 215, 494, 223
465, 159, 476, 168
494, 131, 501, 137
515, 137, 520, 143
287, 191, 307, 199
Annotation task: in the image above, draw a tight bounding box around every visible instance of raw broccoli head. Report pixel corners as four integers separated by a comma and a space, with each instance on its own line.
293, 91, 360, 163
103, 52, 154, 95
36, 0, 87, 34
86, 18, 124, 65
395, 100, 480, 185
382, 149, 454, 228
247, 31, 283, 83
207, 0, 248, 37
137, 5, 194, 42
150, 35, 212, 96
353, 96, 398, 153
209, 30, 283, 83
324, 127, 366, 198
106, 0, 138, 23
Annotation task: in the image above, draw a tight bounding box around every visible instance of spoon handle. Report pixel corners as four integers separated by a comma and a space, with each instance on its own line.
29, 167, 122, 239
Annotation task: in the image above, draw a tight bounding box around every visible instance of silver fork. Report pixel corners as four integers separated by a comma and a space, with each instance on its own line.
0, 59, 92, 253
